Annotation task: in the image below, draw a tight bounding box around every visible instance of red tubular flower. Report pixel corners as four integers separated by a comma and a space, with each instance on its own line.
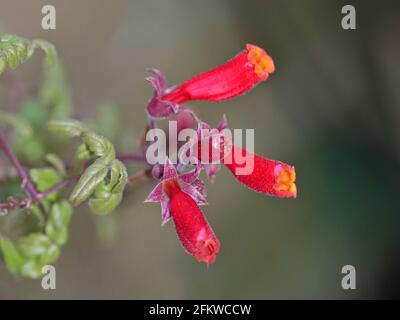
161, 44, 275, 104
163, 179, 220, 264
223, 146, 297, 199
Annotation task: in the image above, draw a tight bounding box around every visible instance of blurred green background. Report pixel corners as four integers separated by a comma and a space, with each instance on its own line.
1, 0, 400, 299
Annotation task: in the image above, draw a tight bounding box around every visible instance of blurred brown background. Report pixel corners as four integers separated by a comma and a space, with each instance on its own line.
1, 0, 400, 299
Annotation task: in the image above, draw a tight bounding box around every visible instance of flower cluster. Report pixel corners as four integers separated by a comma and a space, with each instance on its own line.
143, 44, 296, 264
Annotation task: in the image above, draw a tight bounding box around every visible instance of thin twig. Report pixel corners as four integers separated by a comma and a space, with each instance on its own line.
0, 133, 38, 198
35, 176, 79, 200
0, 136, 151, 216
116, 152, 147, 163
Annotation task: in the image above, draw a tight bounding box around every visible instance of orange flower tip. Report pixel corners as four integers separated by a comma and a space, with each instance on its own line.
246, 44, 275, 80
194, 228, 220, 264
273, 164, 297, 198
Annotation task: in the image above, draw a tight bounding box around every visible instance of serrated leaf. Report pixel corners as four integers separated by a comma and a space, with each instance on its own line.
32, 39, 57, 67
0, 34, 33, 73
18, 233, 51, 257
89, 193, 122, 215
81, 131, 115, 160
0, 34, 57, 75
47, 119, 87, 137
109, 159, 128, 193
0, 235, 25, 274
69, 159, 109, 206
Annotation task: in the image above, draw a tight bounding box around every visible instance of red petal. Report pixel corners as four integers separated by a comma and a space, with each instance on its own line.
161, 44, 274, 103
164, 179, 220, 264
223, 146, 297, 198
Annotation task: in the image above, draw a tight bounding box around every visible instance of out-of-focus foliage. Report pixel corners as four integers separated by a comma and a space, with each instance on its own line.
1, 167, 72, 279
0, 33, 126, 279
0, 34, 56, 74
13, 63, 72, 162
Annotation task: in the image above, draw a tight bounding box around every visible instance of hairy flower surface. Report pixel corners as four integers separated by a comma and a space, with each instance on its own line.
223, 146, 297, 198
164, 178, 220, 265
161, 44, 275, 103
145, 159, 206, 224
143, 43, 297, 265
146, 44, 274, 118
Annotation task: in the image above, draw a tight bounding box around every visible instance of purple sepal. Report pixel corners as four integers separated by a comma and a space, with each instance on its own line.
180, 168, 206, 196
217, 114, 229, 131
180, 181, 207, 205
144, 158, 207, 225
194, 115, 229, 183
161, 198, 171, 225
162, 157, 178, 179
146, 68, 182, 119
204, 163, 221, 183
144, 183, 163, 202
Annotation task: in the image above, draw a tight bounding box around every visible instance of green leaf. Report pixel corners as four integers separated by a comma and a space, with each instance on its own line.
31, 39, 57, 67
30, 167, 61, 201
0, 235, 25, 274
89, 193, 122, 215
39, 244, 60, 265
20, 98, 48, 129
0, 57, 5, 73
47, 119, 87, 137
81, 131, 115, 160
0, 34, 57, 74
46, 224, 68, 246
46, 200, 72, 245
109, 159, 128, 193
13, 134, 46, 162
0, 34, 33, 73
18, 233, 51, 257
50, 200, 73, 228
69, 159, 109, 206
30, 204, 46, 227
20, 260, 41, 279
0, 110, 33, 137
76, 143, 91, 160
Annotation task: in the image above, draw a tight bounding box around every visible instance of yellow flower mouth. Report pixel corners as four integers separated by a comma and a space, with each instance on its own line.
273, 165, 297, 197
247, 44, 275, 80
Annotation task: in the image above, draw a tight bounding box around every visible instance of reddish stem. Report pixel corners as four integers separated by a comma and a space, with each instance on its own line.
35, 176, 79, 200
117, 152, 147, 163
0, 133, 38, 198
